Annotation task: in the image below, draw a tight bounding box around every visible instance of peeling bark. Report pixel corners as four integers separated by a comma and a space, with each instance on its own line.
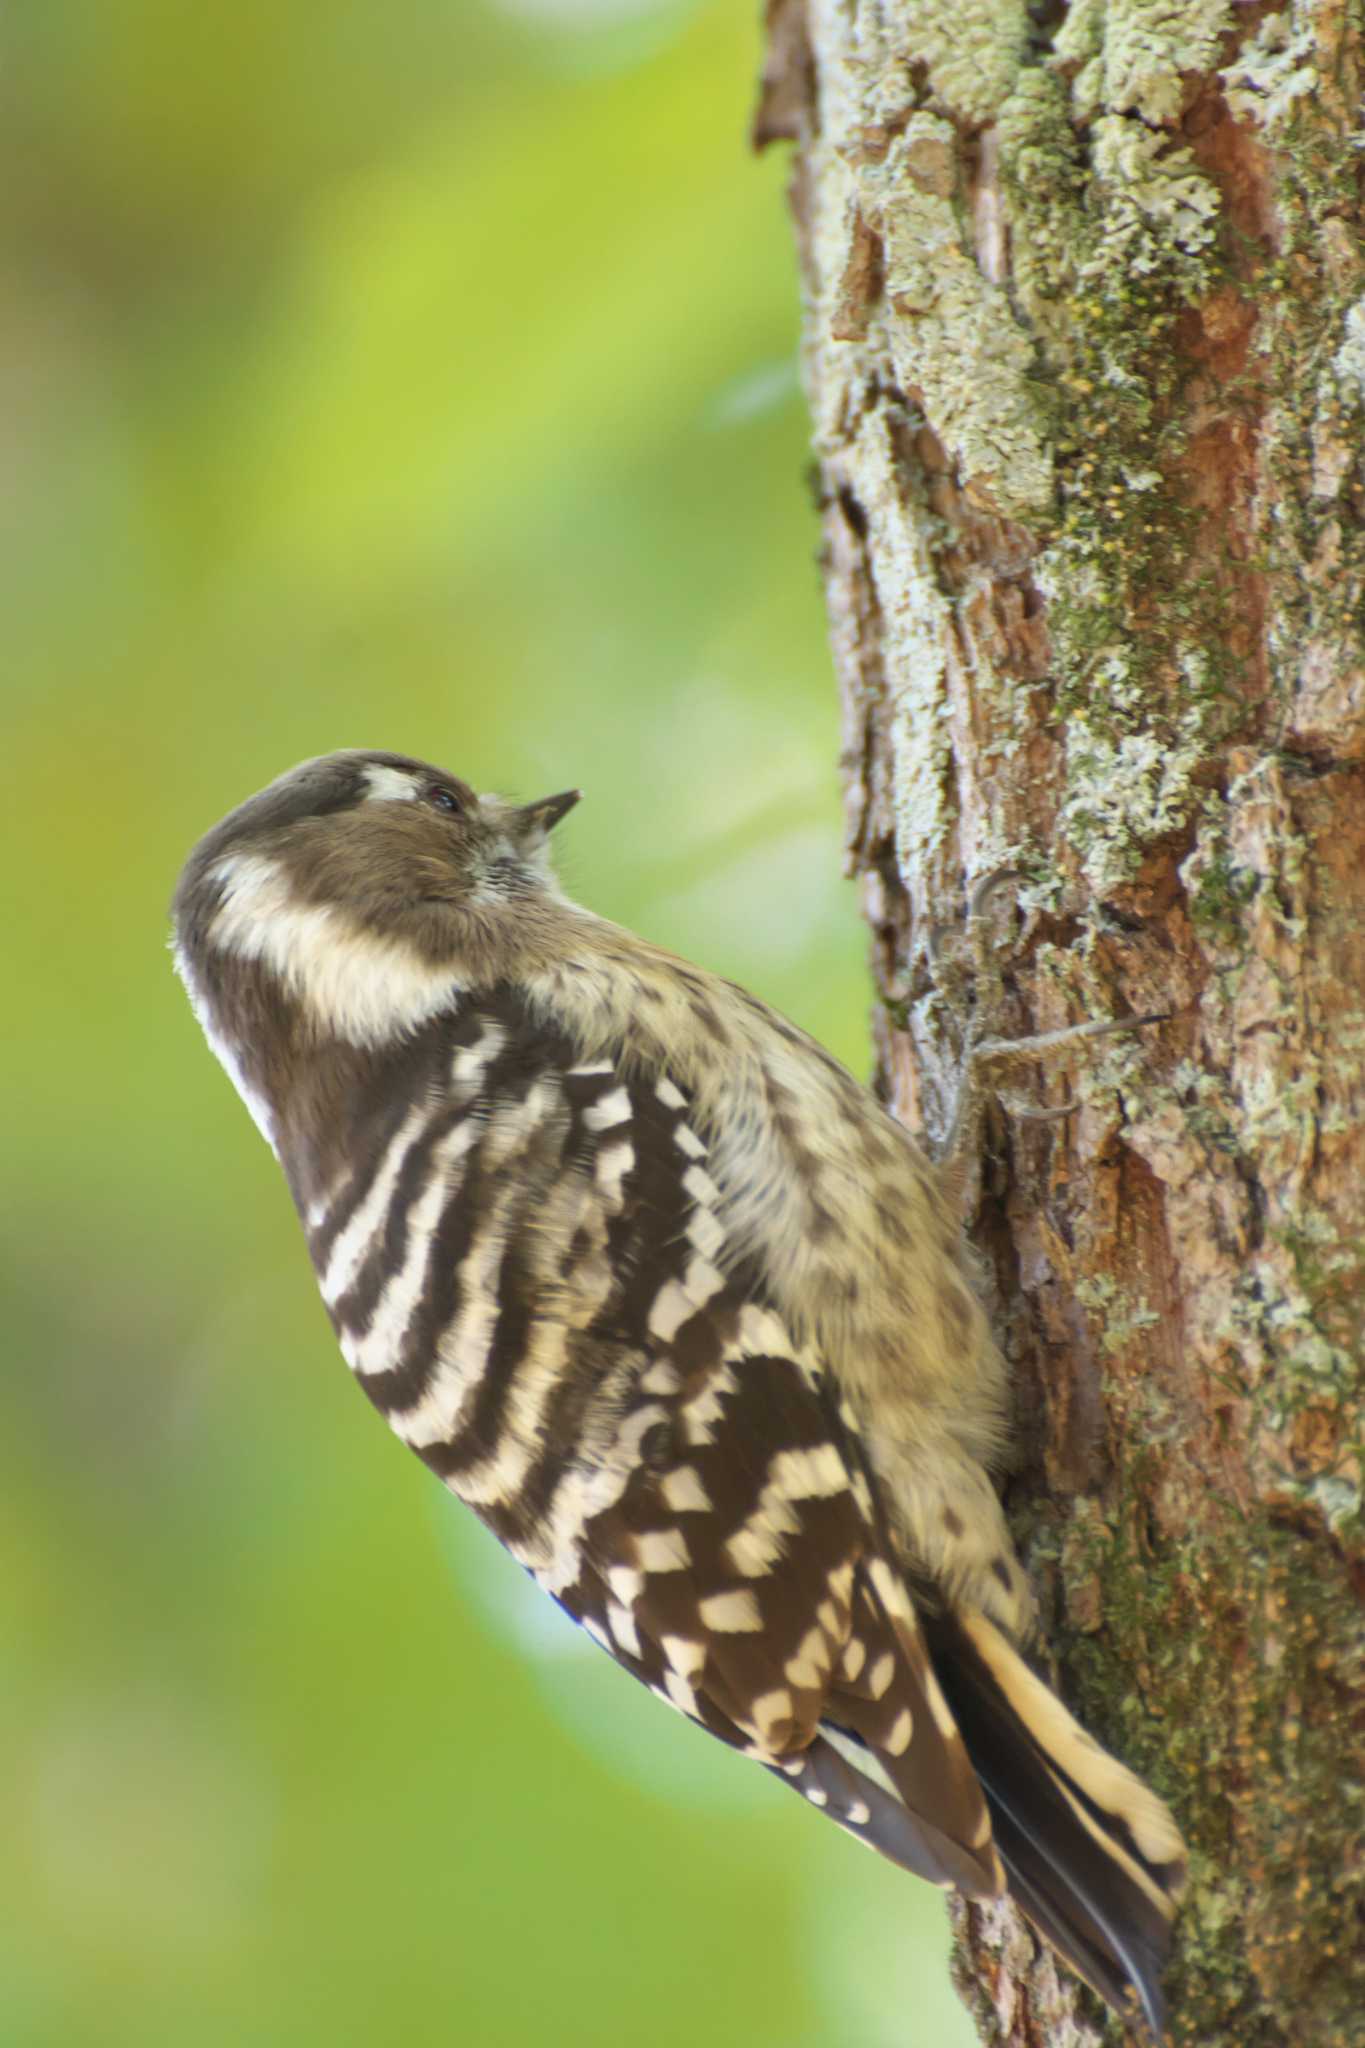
758, 3, 1365, 2042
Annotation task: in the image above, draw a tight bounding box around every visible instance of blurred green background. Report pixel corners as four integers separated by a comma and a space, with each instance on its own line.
2, 3, 975, 2043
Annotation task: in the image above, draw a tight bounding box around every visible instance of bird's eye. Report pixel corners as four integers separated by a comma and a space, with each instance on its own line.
425, 787, 463, 815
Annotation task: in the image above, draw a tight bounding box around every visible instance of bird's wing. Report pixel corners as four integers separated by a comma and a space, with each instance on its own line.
545, 1325, 1003, 1899
481, 1003, 1003, 1897
309, 984, 1001, 1896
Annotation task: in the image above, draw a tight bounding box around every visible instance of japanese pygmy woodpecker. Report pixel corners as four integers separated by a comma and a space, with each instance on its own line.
172, 750, 1186, 2033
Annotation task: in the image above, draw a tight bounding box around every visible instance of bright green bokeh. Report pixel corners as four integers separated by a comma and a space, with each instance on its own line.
1, 5, 975, 2043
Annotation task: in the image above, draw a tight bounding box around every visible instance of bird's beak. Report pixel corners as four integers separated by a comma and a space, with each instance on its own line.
513, 789, 581, 842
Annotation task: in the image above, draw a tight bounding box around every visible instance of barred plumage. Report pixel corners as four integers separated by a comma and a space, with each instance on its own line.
172, 750, 1186, 2034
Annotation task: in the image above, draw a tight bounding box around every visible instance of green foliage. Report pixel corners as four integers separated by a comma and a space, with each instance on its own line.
0, 7, 974, 2044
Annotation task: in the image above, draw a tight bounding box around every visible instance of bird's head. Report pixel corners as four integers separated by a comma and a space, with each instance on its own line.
171, 750, 581, 1072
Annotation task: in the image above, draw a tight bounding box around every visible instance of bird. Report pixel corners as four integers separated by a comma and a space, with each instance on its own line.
171, 748, 1186, 2034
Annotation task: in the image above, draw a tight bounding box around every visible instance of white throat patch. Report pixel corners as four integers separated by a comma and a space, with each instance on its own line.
173, 938, 280, 1154
206, 852, 463, 1048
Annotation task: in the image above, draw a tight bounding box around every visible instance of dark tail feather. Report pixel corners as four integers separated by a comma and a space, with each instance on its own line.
926, 1606, 1186, 2039
974, 1749, 1172, 2033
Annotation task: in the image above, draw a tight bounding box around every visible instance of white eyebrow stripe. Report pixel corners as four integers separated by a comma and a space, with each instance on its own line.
361, 765, 420, 802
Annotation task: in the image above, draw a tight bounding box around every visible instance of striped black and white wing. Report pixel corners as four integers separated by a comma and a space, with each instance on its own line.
298, 984, 1002, 1901
554, 1335, 1004, 1899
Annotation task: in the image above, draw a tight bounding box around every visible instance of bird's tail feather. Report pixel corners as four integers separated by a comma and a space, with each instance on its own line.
927, 1605, 1186, 2038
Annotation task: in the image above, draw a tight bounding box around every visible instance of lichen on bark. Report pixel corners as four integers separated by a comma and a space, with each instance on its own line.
758, 0, 1365, 2040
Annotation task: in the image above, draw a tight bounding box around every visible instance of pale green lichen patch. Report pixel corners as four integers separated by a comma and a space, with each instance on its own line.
989, 34, 1231, 884
848, 415, 959, 883
897, 0, 1028, 128
1223, 1264, 1357, 1405
1050, 0, 1104, 104
1181, 800, 1260, 948
1059, 704, 1209, 890
1220, 11, 1318, 130
889, 680, 953, 881
854, 117, 1054, 514
1096, 0, 1234, 124
1054, 0, 1233, 123
995, 69, 1088, 355
1332, 298, 1365, 400
1073, 1273, 1162, 1356
1000, 104, 1219, 356
1088, 115, 1222, 265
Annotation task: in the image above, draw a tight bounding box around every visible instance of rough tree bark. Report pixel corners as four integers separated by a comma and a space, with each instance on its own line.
756, 5, 1365, 2044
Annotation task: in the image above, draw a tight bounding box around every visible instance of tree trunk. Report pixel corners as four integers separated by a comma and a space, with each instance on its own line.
757, 5, 1365, 2043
